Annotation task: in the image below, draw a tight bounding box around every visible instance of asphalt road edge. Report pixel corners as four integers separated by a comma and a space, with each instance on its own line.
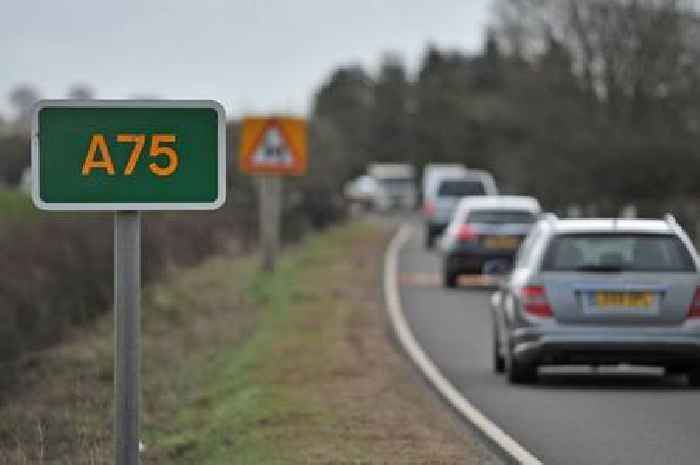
383, 224, 543, 465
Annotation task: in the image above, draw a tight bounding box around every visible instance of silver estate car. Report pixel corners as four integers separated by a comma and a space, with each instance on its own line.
491, 215, 700, 385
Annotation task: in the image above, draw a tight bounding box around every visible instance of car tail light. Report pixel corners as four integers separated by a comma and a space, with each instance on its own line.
521, 285, 553, 318
424, 201, 435, 217
688, 288, 700, 318
457, 224, 478, 242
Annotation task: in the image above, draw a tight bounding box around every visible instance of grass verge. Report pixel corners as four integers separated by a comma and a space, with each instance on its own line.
1, 221, 497, 465
149, 221, 497, 464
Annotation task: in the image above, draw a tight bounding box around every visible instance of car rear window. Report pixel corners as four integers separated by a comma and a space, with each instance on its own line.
466, 209, 536, 224
437, 180, 486, 197
542, 234, 695, 272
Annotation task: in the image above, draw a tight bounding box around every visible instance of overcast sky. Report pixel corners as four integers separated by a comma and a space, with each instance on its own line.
0, 0, 492, 120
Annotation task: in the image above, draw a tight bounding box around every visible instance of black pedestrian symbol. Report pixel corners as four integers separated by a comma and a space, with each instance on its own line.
253, 126, 293, 167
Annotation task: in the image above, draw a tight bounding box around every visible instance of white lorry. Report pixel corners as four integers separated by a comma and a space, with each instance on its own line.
367, 163, 417, 211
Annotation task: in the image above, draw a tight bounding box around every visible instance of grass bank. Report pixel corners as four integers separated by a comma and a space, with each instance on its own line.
151, 222, 388, 463
1, 221, 497, 465
149, 221, 496, 464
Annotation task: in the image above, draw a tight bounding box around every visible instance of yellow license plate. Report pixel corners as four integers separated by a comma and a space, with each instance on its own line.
595, 292, 653, 308
484, 236, 519, 250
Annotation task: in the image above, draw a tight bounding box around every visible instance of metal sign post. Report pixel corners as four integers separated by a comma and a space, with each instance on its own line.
114, 211, 141, 465
258, 176, 282, 271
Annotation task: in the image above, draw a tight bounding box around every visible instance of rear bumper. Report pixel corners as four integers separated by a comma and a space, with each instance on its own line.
512, 330, 700, 367
426, 222, 447, 236
445, 250, 516, 274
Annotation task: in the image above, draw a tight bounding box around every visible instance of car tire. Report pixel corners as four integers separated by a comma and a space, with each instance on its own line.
687, 368, 700, 387
493, 331, 505, 374
425, 229, 435, 249
507, 350, 537, 384
443, 270, 458, 288
665, 365, 686, 376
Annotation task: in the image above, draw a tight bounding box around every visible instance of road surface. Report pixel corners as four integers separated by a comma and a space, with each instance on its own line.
397, 224, 700, 465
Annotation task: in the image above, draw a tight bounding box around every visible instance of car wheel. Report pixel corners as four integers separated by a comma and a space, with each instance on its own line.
665, 365, 686, 376
443, 270, 458, 288
687, 368, 700, 387
425, 229, 435, 249
507, 348, 537, 384
493, 330, 505, 374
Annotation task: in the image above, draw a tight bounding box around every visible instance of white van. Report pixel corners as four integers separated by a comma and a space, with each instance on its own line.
424, 169, 499, 248
422, 164, 468, 205
368, 163, 417, 211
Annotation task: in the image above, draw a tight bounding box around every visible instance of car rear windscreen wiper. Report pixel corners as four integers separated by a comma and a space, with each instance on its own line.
575, 264, 623, 272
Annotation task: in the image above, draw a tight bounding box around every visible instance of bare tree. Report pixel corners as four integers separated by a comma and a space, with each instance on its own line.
67, 84, 95, 100
493, 0, 700, 118
8, 84, 40, 131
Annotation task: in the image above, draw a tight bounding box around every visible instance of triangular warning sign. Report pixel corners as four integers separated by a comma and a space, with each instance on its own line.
251, 125, 293, 168
240, 117, 307, 175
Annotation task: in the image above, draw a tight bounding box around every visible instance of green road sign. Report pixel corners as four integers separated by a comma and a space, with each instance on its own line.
32, 100, 226, 210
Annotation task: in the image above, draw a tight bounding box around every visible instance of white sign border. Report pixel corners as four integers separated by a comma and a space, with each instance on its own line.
31, 99, 227, 211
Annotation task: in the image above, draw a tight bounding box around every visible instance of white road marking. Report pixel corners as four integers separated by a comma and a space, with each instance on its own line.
384, 224, 543, 465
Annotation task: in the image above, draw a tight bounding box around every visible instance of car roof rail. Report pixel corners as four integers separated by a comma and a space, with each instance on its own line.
663, 213, 677, 226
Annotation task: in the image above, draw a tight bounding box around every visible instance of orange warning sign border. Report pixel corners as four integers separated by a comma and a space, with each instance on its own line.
240, 117, 307, 176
